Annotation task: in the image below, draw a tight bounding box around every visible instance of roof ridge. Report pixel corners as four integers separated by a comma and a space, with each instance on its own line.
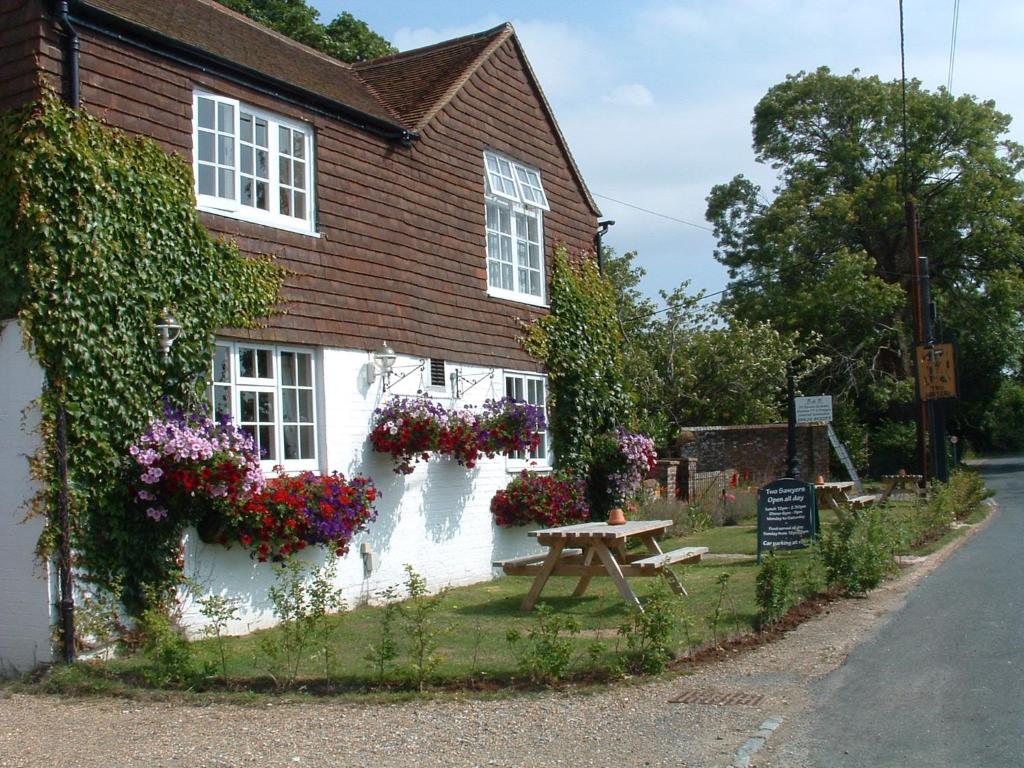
354, 22, 511, 71
408, 23, 513, 130
191, 0, 355, 71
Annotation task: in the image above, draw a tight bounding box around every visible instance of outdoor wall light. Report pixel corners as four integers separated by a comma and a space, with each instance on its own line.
155, 310, 182, 362
367, 341, 398, 386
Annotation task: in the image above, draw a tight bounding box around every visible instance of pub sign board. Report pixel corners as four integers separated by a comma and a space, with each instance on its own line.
757, 478, 817, 562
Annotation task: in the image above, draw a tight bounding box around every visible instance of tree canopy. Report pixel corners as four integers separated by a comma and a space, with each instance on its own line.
216, 0, 396, 63
706, 67, 1024, 456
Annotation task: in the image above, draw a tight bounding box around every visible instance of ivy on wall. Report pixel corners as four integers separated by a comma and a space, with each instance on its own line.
0, 95, 284, 614
523, 246, 633, 476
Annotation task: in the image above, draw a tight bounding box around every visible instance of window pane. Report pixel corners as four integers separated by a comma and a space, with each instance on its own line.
259, 426, 274, 460
280, 188, 291, 217
256, 349, 273, 378
217, 135, 234, 165
198, 131, 214, 163
256, 181, 268, 210
528, 215, 539, 242
197, 97, 215, 129
258, 391, 274, 421
282, 390, 297, 423
292, 132, 304, 158
499, 235, 512, 262
279, 156, 291, 186
213, 346, 231, 382
213, 386, 231, 421
294, 161, 306, 190
256, 149, 268, 178
293, 192, 305, 220
529, 243, 540, 269
529, 271, 541, 296
239, 112, 252, 142
241, 179, 253, 206
197, 165, 215, 196
297, 354, 312, 387
502, 263, 513, 289
217, 168, 234, 198
280, 352, 296, 385
239, 347, 255, 378
217, 102, 234, 131
255, 120, 267, 147
517, 238, 528, 267
298, 389, 313, 422
499, 206, 511, 232
283, 425, 298, 460
279, 126, 289, 153
240, 390, 256, 422
240, 145, 253, 175
300, 426, 314, 458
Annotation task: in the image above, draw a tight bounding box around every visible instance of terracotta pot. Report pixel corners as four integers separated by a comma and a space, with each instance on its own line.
607, 507, 627, 526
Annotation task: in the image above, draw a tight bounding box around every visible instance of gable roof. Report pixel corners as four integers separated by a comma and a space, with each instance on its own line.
356, 24, 600, 215
72, 0, 408, 136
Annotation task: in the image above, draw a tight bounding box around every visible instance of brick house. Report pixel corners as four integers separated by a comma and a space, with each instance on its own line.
0, 0, 601, 669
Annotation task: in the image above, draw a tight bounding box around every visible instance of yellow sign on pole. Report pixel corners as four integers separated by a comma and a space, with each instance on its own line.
916, 343, 957, 401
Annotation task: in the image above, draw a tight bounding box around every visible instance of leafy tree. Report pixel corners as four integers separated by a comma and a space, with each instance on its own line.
706, 67, 1024, 452
216, 0, 396, 63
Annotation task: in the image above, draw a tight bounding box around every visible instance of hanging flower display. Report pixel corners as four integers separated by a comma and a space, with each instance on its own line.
477, 397, 546, 457
436, 408, 483, 468
369, 397, 447, 474
490, 470, 590, 528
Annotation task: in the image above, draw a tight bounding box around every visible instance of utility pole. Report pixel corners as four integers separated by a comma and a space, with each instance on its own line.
786, 364, 799, 479
906, 200, 929, 481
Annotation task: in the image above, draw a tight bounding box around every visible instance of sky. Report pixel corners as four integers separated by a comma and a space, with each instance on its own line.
315, 1, 1024, 305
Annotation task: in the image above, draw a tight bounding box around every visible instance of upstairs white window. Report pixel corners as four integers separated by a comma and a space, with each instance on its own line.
504, 371, 550, 469
484, 151, 548, 305
194, 92, 315, 234
210, 342, 319, 472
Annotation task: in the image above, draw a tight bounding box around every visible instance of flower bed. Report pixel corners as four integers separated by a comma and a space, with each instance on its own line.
491, 470, 590, 528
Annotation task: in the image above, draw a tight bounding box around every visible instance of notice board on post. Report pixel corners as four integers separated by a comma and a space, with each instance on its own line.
757, 478, 817, 562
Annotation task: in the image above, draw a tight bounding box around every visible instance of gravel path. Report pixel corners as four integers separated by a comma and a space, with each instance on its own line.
0, 514, 991, 768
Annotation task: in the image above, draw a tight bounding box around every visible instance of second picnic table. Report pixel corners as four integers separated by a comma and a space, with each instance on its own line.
495, 519, 707, 611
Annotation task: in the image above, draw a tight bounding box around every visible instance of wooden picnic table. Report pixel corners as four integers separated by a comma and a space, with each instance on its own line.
494, 519, 707, 612
879, 473, 926, 502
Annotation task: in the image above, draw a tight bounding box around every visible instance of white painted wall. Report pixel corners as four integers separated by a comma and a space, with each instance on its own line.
179, 347, 544, 636
0, 321, 53, 674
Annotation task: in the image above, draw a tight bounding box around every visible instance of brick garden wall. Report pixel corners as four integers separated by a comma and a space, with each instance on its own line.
677, 423, 829, 486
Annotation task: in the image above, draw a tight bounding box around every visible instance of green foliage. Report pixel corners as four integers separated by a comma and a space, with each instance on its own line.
931, 469, 991, 524
706, 67, 1024, 450
215, 0, 395, 62
755, 551, 794, 628
983, 379, 1024, 452
617, 576, 679, 674
196, 592, 242, 682
0, 96, 282, 618
603, 250, 815, 439
137, 606, 196, 688
706, 572, 737, 646
398, 565, 447, 691
364, 585, 400, 686
261, 559, 345, 688
506, 603, 581, 685
818, 509, 896, 595
523, 246, 632, 474
868, 418, 917, 476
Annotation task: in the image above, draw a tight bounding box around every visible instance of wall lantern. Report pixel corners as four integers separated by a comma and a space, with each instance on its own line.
367, 341, 397, 386
155, 310, 182, 362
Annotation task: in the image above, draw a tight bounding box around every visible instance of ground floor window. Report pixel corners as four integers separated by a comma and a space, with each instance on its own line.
504, 371, 550, 468
210, 341, 318, 471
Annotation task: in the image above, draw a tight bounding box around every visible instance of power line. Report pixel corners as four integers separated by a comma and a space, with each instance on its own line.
593, 192, 715, 232
947, 0, 960, 93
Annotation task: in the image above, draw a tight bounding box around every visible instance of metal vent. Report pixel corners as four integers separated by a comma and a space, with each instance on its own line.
430, 358, 446, 388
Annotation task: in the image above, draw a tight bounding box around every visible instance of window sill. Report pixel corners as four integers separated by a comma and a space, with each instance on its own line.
486, 287, 548, 308
198, 205, 321, 238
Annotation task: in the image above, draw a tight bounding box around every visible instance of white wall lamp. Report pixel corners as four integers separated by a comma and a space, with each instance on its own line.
155, 309, 182, 362
367, 341, 398, 387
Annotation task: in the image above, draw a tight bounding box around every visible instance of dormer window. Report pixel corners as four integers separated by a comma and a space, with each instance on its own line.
193, 92, 316, 235
484, 151, 548, 306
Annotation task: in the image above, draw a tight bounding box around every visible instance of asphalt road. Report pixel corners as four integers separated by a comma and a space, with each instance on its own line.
805, 458, 1024, 767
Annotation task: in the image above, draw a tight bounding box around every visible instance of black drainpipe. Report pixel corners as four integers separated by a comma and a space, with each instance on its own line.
594, 220, 615, 274
55, 1, 81, 108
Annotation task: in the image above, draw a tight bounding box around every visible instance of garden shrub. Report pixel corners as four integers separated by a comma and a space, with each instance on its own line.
506, 603, 581, 685
818, 509, 896, 595
755, 551, 795, 628
398, 565, 447, 691
617, 576, 679, 674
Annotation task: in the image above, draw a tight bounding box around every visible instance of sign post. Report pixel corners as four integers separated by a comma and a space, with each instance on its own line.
757, 478, 817, 563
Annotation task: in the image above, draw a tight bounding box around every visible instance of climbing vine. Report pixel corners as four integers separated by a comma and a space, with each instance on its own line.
0, 94, 284, 615
523, 246, 633, 475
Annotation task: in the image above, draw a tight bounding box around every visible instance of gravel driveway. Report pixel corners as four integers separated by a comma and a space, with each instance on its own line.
0, 515, 990, 768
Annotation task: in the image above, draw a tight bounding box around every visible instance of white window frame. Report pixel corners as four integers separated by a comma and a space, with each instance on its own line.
503, 370, 551, 471
193, 91, 317, 236
210, 341, 319, 472
484, 150, 548, 306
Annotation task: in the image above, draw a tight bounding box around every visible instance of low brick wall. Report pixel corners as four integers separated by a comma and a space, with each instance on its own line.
677, 423, 829, 485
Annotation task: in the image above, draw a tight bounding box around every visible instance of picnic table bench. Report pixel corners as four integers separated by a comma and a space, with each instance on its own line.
815, 481, 879, 510
494, 519, 707, 611
879, 473, 926, 503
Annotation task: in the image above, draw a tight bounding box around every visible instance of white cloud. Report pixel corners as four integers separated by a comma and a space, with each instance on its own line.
604, 84, 655, 108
